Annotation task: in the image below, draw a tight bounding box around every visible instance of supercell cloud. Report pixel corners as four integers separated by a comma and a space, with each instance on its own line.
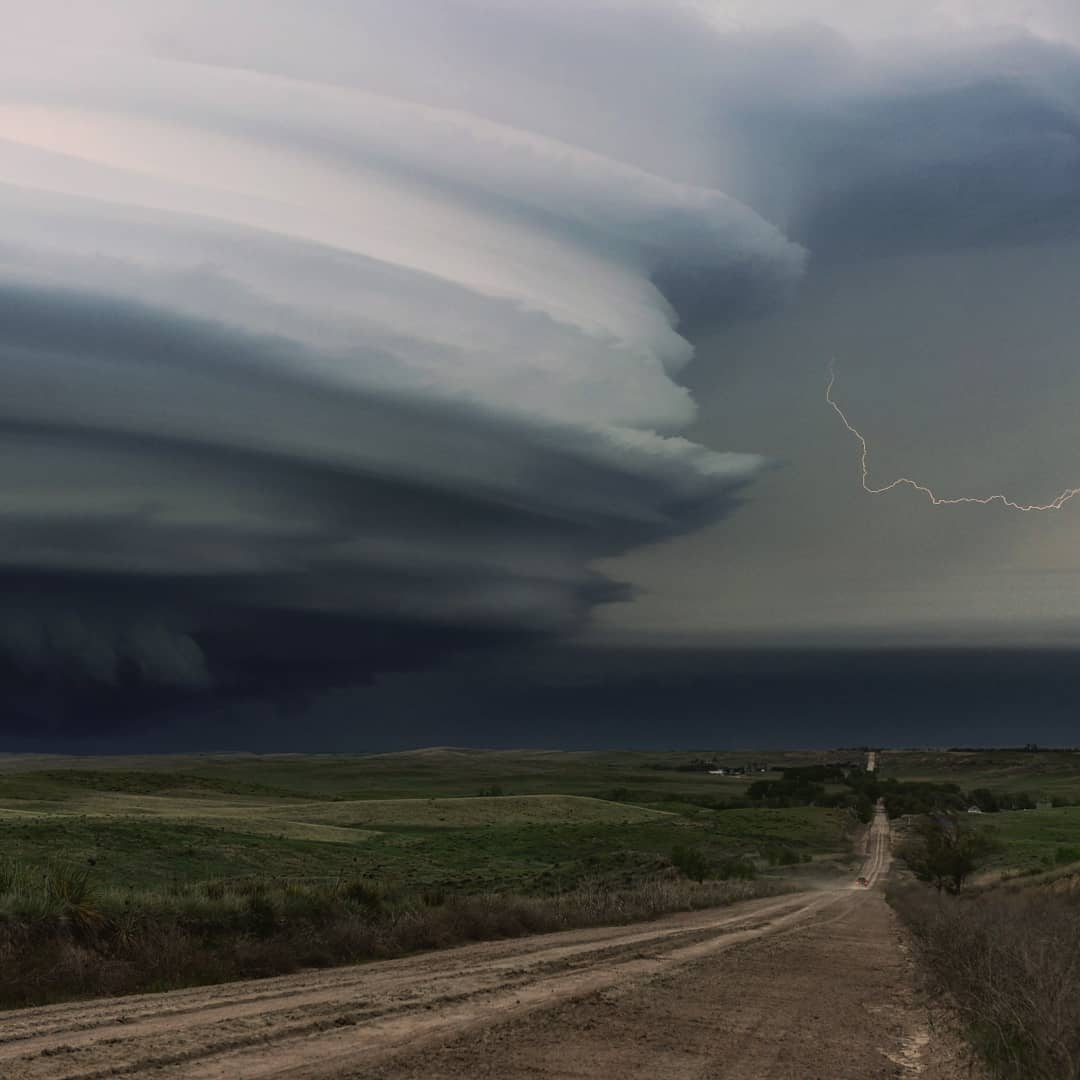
0, 0, 801, 729
2, 0, 1079, 734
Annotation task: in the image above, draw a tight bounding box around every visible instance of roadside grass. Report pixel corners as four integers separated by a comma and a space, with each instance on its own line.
889, 877, 1080, 1080
0, 866, 790, 1009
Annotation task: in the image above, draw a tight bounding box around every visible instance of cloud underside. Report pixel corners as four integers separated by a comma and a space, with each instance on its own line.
2, 1, 1080, 730
0, 279, 759, 727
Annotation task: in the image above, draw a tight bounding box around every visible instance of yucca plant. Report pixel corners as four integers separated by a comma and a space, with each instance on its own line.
47, 863, 103, 932
0, 857, 27, 897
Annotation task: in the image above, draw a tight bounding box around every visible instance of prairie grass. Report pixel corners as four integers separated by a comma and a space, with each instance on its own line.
0, 861, 787, 1009
0, 753, 855, 1009
0, 804, 849, 897
890, 878, 1080, 1080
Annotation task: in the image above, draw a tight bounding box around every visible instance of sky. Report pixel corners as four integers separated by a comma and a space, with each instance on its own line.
3, 1, 1080, 749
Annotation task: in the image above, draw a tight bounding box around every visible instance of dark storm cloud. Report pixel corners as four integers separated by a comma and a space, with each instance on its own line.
0, 281, 760, 731
794, 78, 1080, 258
706, 32, 1080, 261
457, 645, 1080, 750
0, 1, 824, 735
37, 644, 1080, 753
5, 1, 1080, 741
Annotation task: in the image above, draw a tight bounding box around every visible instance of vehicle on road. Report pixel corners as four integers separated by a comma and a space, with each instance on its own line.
856, 876, 869, 887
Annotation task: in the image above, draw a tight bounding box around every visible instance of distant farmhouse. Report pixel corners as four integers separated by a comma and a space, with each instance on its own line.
648, 758, 772, 775
707, 763, 770, 776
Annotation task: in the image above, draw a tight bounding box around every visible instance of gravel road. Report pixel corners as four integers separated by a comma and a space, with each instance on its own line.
0, 806, 972, 1079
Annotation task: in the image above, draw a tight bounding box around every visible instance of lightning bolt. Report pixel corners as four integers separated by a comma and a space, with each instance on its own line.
825, 361, 1080, 512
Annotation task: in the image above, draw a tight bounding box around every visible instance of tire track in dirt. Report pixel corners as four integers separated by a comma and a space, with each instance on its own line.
3, 807, 923, 1080
0, 894, 811, 1053
362, 806, 973, 1080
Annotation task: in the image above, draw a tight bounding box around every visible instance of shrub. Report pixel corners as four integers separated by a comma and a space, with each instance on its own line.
716, 856, 757, 881
244, 892, 278, 937
890, 881, 1080, 1080
762, 845, 800, 867
670, 845, 709, 882
46, 864, 94, 907
339, 878, 387, 914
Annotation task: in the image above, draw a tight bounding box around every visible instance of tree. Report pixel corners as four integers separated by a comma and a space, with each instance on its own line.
969, 788, 999, 813
899, 814, 999, 894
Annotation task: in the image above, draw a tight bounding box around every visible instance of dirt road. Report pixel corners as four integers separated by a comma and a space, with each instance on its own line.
0, 807, 968, 1079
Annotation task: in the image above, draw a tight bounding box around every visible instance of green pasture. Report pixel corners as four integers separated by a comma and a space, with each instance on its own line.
0, 751, 854, 895
0, 748, 832, 801
878, 749, 1080, 803
982, 806, 1080, 873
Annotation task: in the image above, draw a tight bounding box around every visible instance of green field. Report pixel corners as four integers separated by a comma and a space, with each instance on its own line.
11, 745, 1080, 889
0, 751, 856, 895
871, 749, 1080, 876
979, 806, 1080, 874
5, 747, 1080, 888
878, 749, 1080, 803
0, 747, 833, 800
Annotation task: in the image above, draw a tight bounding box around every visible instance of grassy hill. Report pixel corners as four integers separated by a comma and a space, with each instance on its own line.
0, 750, 861, 896
877, 748, 1080, 803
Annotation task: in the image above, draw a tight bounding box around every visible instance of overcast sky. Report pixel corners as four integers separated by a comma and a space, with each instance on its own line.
3, 1, 1080, 748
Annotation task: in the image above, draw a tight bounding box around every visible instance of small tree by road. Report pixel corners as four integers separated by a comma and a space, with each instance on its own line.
898, 813, 999, 894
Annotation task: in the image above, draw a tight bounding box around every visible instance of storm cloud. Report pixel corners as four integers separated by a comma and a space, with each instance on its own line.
3, 1, 1080, 738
